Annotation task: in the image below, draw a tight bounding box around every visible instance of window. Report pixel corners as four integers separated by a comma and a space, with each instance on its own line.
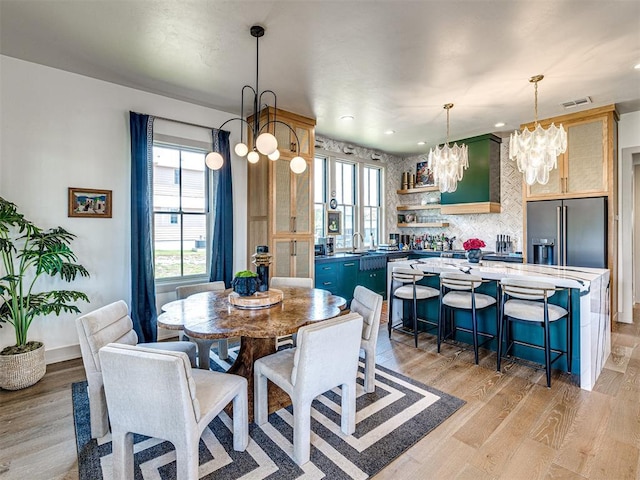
152, 144, 209, 280
314, 154, 384, 251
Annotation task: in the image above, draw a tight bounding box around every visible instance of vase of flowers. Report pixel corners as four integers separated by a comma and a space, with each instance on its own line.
463, 238, 486, 263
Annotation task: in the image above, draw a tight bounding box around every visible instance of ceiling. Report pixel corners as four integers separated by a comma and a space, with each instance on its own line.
1, 0, 639, 156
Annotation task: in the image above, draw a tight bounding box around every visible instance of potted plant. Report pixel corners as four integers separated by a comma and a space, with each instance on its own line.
463, 238, 486, 264
231, 270, 261, 296
0, 197, 89, 390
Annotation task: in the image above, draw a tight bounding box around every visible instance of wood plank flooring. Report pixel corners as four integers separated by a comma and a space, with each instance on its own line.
1, 304, 639, 480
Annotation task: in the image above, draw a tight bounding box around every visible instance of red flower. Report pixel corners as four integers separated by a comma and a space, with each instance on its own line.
463, 238, 486, 251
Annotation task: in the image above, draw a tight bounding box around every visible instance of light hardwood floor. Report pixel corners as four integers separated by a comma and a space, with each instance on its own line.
1, 305, 639, 480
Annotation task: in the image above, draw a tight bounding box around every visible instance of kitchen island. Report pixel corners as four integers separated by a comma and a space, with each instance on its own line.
387, 258, 610, 390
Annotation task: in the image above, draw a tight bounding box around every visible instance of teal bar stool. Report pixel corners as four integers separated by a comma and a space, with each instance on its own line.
388, 265, 440, 347
438, 271, 497, 364
497, 278, 572, 388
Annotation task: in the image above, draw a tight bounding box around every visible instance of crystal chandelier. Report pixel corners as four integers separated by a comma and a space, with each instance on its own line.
205, 25, 306, 174
428, 103, 468, 193
509, 74, 567, 186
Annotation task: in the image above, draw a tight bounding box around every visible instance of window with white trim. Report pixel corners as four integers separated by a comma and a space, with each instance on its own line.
314, 153, 384, 251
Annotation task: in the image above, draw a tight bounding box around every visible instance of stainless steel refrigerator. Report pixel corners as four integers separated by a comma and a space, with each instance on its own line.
526, 197, 607, 268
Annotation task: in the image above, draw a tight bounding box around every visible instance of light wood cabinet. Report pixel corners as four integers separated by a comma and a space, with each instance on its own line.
247, 108, 315, 280
524, 105, 616, 200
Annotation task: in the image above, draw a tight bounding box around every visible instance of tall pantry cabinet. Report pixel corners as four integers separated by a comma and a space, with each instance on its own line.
247, 107, 316, 280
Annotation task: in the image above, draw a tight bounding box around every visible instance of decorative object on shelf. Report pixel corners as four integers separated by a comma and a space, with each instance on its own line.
401, 171, 408, 190
428, 104, 469, 193
251, 245, 272, 292
509, 74, 567, 186
204, 25, 306, 174
463, 238, 486, 264
408, 173, 415, 189
329, 198, 338, 210
0, 197, 89, 390
405, 213, 416, 223
68, 187, 112, 218
416, 161, 435, 187
327, 210, 342, 235
231, 270, 261, 296
397, 214, 405, 224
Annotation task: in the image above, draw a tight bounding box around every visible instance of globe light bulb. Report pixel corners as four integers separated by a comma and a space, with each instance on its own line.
290, 156, 307, 174
247, 150, 260, 164
255, 132, 278, 155
205, 152, 224, 170
234, 142, 249, 157
268, 149, 280, 161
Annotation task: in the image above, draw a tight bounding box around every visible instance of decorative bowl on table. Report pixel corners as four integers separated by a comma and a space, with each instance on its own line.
231, 271, 261, 296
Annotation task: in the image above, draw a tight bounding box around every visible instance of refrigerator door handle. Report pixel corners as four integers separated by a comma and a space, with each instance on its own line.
562, 205, 568, 266
556, 206, 562, 265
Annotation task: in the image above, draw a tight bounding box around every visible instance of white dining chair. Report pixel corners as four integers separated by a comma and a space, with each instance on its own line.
99, 343, 248, 480
254, 312, 363, 465
350, 285, 383, 393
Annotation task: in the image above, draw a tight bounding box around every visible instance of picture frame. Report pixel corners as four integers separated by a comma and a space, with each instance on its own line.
68, 188, 112, 218
416, 161, 435, 186
326, 210, 342, 235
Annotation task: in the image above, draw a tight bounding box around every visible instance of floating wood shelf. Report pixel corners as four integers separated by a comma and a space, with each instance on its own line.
396, 186, 439, 194
397, 222, 449, 228
397, 204, 441, 211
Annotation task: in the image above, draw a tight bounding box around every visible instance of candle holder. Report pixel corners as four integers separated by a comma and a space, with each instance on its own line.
252, 245, 272, 292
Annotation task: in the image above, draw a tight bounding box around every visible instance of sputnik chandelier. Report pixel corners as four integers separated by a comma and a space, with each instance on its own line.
509, 74, 567, 186
427, 103, 468, 193
205, 25, 307, 174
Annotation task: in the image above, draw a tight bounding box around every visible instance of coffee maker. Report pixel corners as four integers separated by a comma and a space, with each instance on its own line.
318, 237, 335, 256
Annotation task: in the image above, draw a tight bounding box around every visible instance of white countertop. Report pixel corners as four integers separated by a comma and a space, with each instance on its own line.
398, 257, 609, 292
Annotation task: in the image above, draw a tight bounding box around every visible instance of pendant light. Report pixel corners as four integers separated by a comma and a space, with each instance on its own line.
427, 103, 468, 193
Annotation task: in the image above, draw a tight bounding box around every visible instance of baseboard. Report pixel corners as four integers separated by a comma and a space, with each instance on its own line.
45, 344, 81, 365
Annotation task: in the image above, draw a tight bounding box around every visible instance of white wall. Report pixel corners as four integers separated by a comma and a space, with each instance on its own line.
617, 110, 640, 323
0, 56, 247, 361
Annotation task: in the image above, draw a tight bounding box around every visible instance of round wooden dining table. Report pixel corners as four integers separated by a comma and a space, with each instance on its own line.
158, 286, 347, 418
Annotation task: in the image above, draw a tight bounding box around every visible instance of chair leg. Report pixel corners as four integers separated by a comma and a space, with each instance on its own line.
111, 430, 134, 480
218, 339, 229, 360
176, 441, 198, 480
566, 317, 572, 374
293, 400, 313, 466
544, 321, 552, 388
437, 301, 444, 353
341, 381, 357, 435
254, 367, 269, 426
496, 313, 504, 372
413, 294, 418, 348
232, 386, 249, 451
388, 294, 394, 338
363, 347, 375, 393
471, 306, 479, 365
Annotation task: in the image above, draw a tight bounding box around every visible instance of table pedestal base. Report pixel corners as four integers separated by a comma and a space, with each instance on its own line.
225, 336, 292, 422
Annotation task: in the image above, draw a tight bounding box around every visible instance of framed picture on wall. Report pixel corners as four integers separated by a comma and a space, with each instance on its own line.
326, 210, 342, 235
416, 161, 435, 186
68, 188, 112, 218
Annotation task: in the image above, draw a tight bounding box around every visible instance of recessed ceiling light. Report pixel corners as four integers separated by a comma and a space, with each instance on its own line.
340, 115, 354, 121
494, 122, 506, 128
634, 63, 640, 70
417, 141, 426, 145
384, 130, 395, 135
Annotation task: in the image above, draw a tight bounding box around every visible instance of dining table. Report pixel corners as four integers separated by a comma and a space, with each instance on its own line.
158, 286, 347, 418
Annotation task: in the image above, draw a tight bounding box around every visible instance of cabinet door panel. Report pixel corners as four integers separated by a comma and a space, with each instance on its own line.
294, 163, 311, 234
273, 160, 292, 234
296, 126, 310, 155
527, 164, 563, 197
274, 240, 292, 277
293, 239, 311, 278
566, 119, 605, 194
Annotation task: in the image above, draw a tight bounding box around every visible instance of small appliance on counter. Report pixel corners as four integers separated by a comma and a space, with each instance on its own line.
314, 243, 325, 256
318, 237, 335, 256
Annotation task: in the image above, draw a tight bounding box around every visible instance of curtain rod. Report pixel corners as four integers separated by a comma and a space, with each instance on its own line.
133, 111, 230, 134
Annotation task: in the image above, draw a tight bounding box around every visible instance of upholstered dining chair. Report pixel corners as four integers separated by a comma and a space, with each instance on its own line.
176, 281, 229, 361
99, 343, 248, 480
75, 300, 197, 439
270, 276, 314, 348
350, 285, 383, 393
254, 312, 363, 466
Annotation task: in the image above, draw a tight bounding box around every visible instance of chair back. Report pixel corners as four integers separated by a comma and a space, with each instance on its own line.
270, 277, 314, 288
76, 300, 138, 374
350, 285, 383, 341
439, 271, 483, 291
500, 277, 557, 301
291, 313, 363, 393
99, 343, 201, 438
176, 281, 225, 300
392, 266, 425, 284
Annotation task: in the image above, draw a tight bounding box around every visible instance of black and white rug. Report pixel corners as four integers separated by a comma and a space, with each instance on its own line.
73, 349, 465, 480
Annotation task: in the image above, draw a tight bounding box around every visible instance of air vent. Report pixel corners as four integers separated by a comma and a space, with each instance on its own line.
561, 97, 592, 109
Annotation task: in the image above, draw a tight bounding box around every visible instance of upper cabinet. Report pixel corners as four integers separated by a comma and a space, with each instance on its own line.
523, 105, 618, 200
440, 133, 502, 214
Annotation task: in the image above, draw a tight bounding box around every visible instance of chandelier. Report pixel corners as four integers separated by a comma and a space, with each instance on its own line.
509, 74, 567, 186
205, 25, 307, 174
427, 103, 468, 193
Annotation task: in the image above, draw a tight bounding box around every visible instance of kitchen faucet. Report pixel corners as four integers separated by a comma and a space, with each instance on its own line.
352, 232, 364, 252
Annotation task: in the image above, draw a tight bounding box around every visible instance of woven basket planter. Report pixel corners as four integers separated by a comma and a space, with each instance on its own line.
0, 343, 46, 390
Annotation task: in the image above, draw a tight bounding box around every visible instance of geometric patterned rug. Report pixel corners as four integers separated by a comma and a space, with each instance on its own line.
73, 350, 465, 480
